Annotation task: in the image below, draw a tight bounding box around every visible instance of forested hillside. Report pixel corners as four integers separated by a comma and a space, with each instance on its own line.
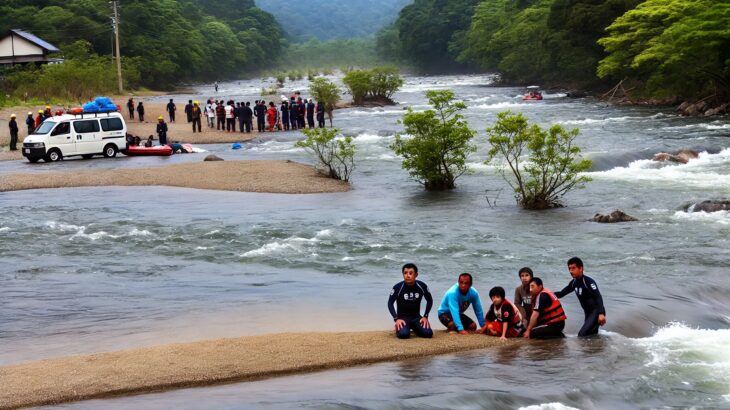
256, 0, 411, 42
381, 0, 730, 101
0, 0, 284, 87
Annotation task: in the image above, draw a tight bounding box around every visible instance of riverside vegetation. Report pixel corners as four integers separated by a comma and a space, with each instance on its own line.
294, 128, 356, 182
379, 0, 729, 104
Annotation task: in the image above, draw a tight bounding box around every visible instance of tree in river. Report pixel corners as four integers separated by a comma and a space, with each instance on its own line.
342, 67, 403, 105
390, 90, 476, 191
486, 111, 592, 210
597, 0, 730, 101
309, 77, 341, 127
295, 128, 356, 182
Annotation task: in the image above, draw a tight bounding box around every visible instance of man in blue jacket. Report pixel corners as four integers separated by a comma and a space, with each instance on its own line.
437, 273, 485, 334
555, 257, 606, 337
388, 263, 433, 339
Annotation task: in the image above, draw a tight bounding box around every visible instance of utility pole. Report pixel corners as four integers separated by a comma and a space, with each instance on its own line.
112, 0, 123, 93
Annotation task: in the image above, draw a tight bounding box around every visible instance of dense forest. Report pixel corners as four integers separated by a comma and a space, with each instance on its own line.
255, 0, 411, 42
0, 0, 284, 87
380, 0, 730, 101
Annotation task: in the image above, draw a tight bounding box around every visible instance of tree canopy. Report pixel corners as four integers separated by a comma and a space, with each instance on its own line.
0, 0, 284, 88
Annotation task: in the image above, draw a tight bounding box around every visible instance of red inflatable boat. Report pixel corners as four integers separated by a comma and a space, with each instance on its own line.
124, 145, 173, 156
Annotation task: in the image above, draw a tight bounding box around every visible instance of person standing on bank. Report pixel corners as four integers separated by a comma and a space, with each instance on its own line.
8, 114, 19, 151
555, 257, 606, 337
184, 100, 193, 123
388, 263, 433, 339
242, 102, 253, 133
156, 116, 168, 145
26, 112, 35, 135
524, 277, 567, 339
136, 101, 145, 122
306, 98, 315, 129
127, 98, 134, 120
437, 273, 485, 334
316, 100, 326, 128
166, 99, 176, 123
191, 101, 202, 133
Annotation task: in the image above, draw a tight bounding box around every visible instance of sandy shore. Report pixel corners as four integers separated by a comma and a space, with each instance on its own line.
0, 98, 289, 151
0, 160, 349, 194
0, 330, 508, 409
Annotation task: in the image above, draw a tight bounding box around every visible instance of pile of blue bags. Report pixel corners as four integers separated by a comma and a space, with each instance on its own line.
82, 97, 119, 113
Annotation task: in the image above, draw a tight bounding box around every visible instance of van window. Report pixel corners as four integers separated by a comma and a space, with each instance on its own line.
100, 118, 124, 131
51, 122, 70, 136
33, 121, 56, 135
73, 120, 100, 133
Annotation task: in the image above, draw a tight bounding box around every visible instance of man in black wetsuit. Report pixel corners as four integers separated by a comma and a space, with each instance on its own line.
387, 263, 433, 339
555, 257, 606, 337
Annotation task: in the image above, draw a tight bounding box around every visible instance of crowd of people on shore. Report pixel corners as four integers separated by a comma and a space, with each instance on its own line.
126, 92, 327, 136
6, 107, 62, 151
388, 257, 606, 340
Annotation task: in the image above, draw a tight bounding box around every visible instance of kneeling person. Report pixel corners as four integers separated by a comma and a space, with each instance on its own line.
437, 273, 485, 334
481, 286, 524, 339
388, 263, 433, 339
524, 277, 567, 339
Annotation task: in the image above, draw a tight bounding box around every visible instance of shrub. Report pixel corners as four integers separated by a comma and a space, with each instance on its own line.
486, 111, 592, 210
309, 77, 341, 127
276, 73, 286, 87
295, 128, 356, 181
390, 90, 476, 190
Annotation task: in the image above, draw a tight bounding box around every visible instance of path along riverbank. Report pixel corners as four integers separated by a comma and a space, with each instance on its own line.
0, 160, 349, 194
0, 331, 504, 409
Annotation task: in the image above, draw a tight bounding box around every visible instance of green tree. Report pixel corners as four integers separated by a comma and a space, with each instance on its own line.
391, 90, 476, 190
597, 0, 730, 100
486, 111, 592, 210
295, 128, 356, 181
343, 67, 403, 104
309, 77, 341, 127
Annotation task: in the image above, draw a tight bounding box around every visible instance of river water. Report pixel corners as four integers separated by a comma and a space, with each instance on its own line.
2, 74, 730, 409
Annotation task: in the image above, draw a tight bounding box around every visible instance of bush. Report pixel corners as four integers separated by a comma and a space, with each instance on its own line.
486, 111, 592, 210
342, 66, 403, 104
295, 128, 356, 181
309, 77, 341, 127
276, 73, 286, 87
390, 90, 476, 190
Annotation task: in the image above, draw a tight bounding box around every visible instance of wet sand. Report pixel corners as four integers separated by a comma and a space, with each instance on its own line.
0, 99, 280, 152
0, 160, 349, 194
0, 330, 506, 409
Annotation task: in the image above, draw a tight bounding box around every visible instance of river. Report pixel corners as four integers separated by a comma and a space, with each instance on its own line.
2, 74, 729, 409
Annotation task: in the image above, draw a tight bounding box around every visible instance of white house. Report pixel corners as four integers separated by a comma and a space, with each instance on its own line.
0, 29, 62, 67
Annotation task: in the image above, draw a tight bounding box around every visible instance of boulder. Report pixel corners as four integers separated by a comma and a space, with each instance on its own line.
676, 101, 690, 113
652, 149, 698, 164
592, 209, 639, 223
681, 200, 730, 213
204, 154, 224, 162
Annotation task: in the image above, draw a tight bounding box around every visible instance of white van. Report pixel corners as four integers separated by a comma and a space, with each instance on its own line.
22, 112, 127, 163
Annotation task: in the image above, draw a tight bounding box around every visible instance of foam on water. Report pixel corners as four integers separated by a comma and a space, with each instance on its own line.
45, 221, 155, 241
590, 148, 730, 189
673, 210, 730, 225
0, 227, 10, 232
635, 323, 730, 397
240, 229, 333, 258
518, 404, 580, 410
470, 101, 525, 110
663, 121, 730, 131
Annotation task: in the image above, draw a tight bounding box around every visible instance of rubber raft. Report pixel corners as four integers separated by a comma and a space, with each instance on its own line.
124, 145, 173, 156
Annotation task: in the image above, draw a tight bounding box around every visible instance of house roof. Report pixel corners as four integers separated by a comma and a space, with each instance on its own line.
6, 29, 60, 53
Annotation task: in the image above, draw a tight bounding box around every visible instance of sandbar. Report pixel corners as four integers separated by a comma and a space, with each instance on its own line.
0, 330, 507, 409
0, 160, 349, 194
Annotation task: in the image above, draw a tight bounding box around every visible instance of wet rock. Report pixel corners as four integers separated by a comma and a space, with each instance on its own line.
680, 200, 730, 213
204, 155, 224, 162
566, 90, 588, 99
652, 149, 698, 164
592, 209, 638, 223
676, 101, 690, 113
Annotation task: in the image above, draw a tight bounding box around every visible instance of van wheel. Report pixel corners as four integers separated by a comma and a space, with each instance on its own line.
82, 154, 94, 159
44, 149, 63, 162
103, 144, 118, 158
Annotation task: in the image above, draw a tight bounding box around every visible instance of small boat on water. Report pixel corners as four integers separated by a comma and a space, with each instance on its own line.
124, 145, 173, 156
523, 85, 543, 101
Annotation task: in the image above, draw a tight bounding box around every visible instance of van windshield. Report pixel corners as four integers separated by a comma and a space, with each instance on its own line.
33, 121, 56, 135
